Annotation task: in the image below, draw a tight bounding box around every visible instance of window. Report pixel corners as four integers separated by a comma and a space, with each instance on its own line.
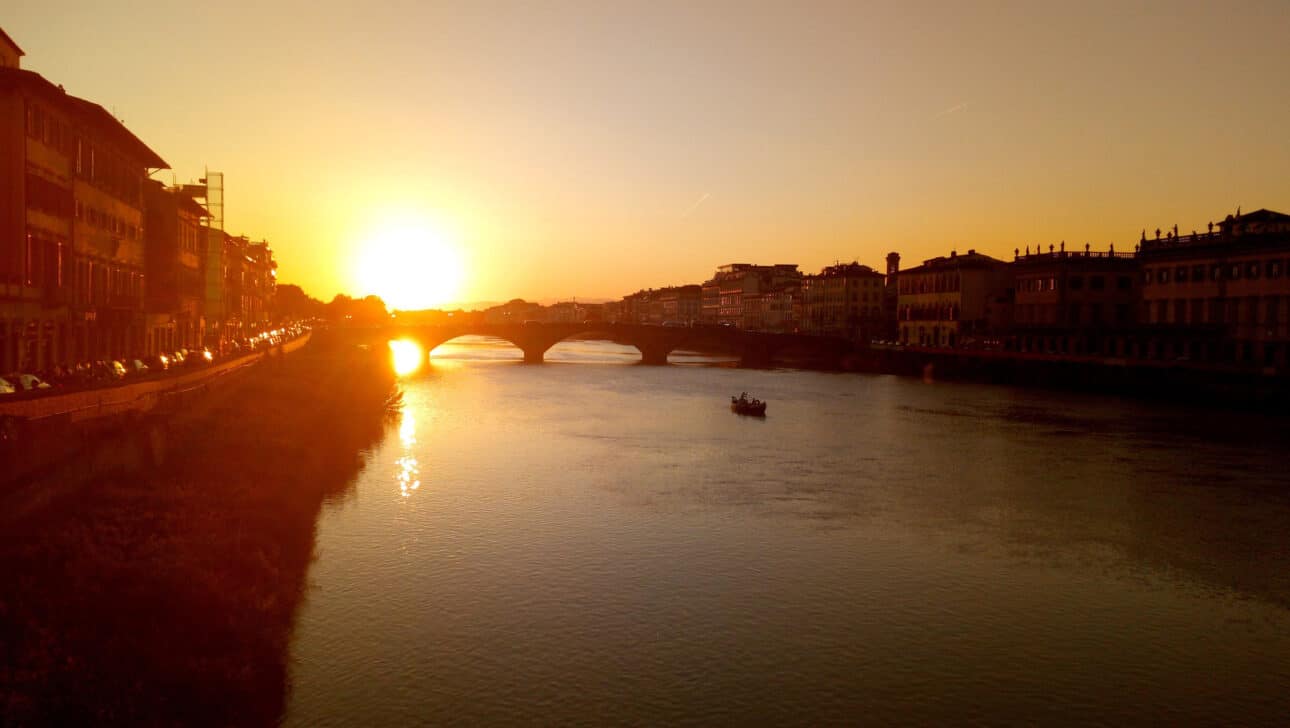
1117, 276, 1131, 291
1143, 269, 1152, 284
1247, 262, 1260, 279
1212, 264, 1222, 281
1270, 260, 1283, 279
1176, 266, 1188, 283
1158, 268, 1170, 284
1192, 264, 1205, 281
1091, 276, 1106, 291
1070, 276, 1084, 290
1230, 264, 1241, 280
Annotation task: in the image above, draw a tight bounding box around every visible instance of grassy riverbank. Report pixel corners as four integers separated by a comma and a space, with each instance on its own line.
0, 335, 398, 726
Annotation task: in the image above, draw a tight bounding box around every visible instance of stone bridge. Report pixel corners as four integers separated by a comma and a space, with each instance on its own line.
351, 323, 855, 367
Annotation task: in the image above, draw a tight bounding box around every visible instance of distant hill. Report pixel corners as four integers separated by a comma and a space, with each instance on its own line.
395, 297, 615, 314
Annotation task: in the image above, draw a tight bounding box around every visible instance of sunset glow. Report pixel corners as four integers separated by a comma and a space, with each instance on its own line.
357, 218, 465, 311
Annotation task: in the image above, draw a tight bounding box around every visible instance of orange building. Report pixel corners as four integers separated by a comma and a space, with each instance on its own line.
0, 31, 168, 371
144, 181, 209, 352
897, 250, 1011, 347
800, 262, 885, 341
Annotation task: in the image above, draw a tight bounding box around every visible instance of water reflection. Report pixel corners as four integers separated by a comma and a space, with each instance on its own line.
395, 404, 421, 497
388, 339, 424, 376
395, 455, 420, 498
398, 408, 416, 447
289, 342, 1290, 726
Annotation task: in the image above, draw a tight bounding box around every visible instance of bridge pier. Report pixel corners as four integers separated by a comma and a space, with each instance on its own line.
521, 346, 547, 364
637, 344, 672, 365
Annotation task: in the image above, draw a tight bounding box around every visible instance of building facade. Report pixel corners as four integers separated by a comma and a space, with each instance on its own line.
218, 235, 276, 341
1, 39, 168, 371
1010, 244, 1138, 356
658, 284, 701, 325
800, 262, 885, 341
144, 181, 208, 352
706, 263, 800, 328
1137, 209, 1290, 366
897, 250, 1011, 347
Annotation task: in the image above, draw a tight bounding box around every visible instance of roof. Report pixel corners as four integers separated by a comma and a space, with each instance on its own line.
1230, 209, 1290, 224
177, 195, 209, 219
901, 250, 1006, 275
814, 262, 882, 278
0, 27, 23, 57
0, 67, 168, 168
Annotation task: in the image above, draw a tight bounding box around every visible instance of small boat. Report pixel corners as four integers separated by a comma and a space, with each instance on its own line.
730, 394, 767, 416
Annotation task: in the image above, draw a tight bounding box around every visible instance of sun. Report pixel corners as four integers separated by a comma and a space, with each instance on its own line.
356, 217, 465, 310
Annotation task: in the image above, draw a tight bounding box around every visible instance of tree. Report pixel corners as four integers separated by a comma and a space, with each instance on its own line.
273, 283, 324, 321
325, 293, 389, 324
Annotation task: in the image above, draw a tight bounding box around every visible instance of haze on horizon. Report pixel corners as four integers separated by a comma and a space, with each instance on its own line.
7, 1, 1288, 309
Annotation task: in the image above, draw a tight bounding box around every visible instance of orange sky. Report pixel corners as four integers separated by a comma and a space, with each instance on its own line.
7, 1, 1289, 307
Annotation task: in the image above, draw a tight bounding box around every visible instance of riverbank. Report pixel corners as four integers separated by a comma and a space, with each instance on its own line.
842, 346, 1290, 412
0, 334, 397, 726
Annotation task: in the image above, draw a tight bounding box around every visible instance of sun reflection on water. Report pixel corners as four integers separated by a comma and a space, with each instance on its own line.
396, 455, 420, 498
389, 339, 424, 377
399, 409, 417, 447
396, 404, 421, 498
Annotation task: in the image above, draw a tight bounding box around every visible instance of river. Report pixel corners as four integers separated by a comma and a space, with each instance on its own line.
285, 337, 1290, 726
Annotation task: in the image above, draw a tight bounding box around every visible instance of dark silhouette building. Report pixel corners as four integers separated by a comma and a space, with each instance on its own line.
1010, 243, 1138, 356
1137, 209, 1290, 366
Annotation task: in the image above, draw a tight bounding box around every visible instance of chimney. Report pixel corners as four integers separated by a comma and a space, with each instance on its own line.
968, 249, 976, 255
950, 250, 957, 258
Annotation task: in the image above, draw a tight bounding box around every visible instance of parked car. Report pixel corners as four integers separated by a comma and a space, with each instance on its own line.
186, 346, 214, 365
143, 354, 170, 372
0, 376, 15, 395
101, 360, 128, 380
12, 373, 53, 391
127, 359, 150, 376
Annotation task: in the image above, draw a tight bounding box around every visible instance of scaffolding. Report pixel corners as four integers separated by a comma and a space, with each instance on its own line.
191, 171, 227, 347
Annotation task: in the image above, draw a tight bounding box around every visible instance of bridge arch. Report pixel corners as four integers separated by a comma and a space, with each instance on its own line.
422, 333, 532, 362
370, 323, 855, 367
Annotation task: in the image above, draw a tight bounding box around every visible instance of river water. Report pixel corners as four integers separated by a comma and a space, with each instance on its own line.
285, 337, 1290, 726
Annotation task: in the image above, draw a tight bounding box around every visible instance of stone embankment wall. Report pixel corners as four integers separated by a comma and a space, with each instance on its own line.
0, 334, 312, 491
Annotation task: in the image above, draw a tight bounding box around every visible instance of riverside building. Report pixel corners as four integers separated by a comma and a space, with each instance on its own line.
897, 250, 1011, 347
1137, 209, 1290, 367
1010, 243, 1139, 356
705, 263, 801, 329
0, 30, 168, 371
800, 262, 885, 342
144, 181, 209, 353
